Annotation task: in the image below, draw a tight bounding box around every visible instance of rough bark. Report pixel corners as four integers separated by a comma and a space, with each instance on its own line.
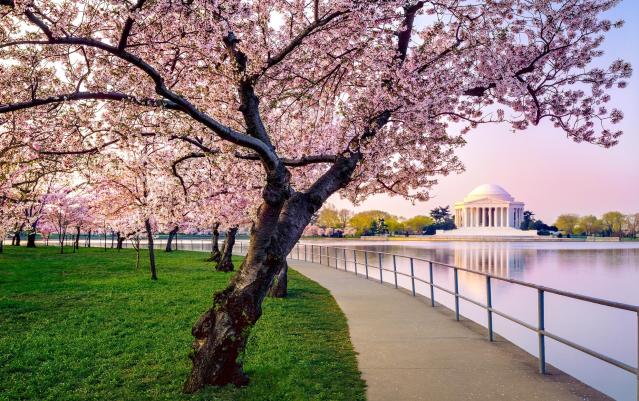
165, 226, 179, 252
207, 222, 221, 262
184, 156, 358, 392
86, 230, 92, 247
144, 219, 158, 280
0, 240, 3, 253
215, 226, 238, 272
267, 260, 288, 298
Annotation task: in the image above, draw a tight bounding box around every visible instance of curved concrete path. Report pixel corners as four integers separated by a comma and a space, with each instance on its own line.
291, 260, 610, 401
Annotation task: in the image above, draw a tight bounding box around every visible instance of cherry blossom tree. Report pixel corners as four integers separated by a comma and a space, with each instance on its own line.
0, 0, 631, 392
41, 186, 85, 254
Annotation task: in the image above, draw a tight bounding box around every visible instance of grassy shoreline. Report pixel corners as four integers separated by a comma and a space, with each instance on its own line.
0, 246, 365, 401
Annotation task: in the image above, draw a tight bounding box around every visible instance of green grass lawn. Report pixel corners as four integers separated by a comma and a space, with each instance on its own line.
0, 246, 365, 401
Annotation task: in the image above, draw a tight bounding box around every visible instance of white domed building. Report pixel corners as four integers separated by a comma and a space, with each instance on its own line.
438, 184, 538, 237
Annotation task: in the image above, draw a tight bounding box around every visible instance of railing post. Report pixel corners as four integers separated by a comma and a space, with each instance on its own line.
409, 258, 416, 296
538, 289, 546, 374
311, 245, 314, 263
304, 244, 307, 261
319, 246, 322, 265
392, 255, 398, 288
240, 241, 243, 254
343, 248, 347, 271
354, 250, 358, 276
486, 276, 494, 342
364, 251, 369, 279
454, 268, 460, 321
429, 262, 435, 307
378, 253, 383, 283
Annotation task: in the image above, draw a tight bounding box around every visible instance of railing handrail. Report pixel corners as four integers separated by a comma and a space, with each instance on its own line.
300, 243, 639, 312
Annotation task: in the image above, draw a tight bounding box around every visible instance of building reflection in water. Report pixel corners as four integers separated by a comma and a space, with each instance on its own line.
452, 242, 525, 278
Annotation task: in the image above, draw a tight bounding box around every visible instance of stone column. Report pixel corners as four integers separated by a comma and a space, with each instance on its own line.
507, 206, 511, 227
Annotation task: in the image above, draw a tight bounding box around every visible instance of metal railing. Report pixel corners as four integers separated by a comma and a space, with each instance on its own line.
286, 242, 639, 400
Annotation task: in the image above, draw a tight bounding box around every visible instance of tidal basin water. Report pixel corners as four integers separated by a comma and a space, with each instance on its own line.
299, 239, 639, 401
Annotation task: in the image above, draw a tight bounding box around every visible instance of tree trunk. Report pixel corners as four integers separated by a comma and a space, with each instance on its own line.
13, 229, 22, 246
26, 221, 37, 248
207, 222, 221, 262
0, 240, 3, 253
116, 232, 125, 250
184, 155, 359, 393
74, 226, 80, 251
185, 196, 315, 392
267, 260, 288, 298
26, 233, 36, 248
215, 226, 238, 272
86, 230, 92, 247
165, 226, 179, 252
59, 232, 65, 254
145, 218, 158, 281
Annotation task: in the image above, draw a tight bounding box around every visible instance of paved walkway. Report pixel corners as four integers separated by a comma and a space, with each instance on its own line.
291, 260, 610, 401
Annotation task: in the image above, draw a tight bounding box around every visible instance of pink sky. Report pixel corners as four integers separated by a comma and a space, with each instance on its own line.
332, 2, 639, 224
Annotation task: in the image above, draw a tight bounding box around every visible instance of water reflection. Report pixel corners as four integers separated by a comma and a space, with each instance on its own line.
452, 242, 525, 277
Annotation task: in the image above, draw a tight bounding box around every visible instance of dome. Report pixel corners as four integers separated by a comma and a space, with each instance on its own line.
463, 184, 514, 202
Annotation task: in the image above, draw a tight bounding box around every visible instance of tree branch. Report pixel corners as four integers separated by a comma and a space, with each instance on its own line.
118, 0, 147, 51
235, 152, 337, 167
253, 10, 347, 79
38, 139, 120, 155
0, 91, 179, 114
397, 2, 424, 62
171, 152, 205, 196
6, 2, 280, 170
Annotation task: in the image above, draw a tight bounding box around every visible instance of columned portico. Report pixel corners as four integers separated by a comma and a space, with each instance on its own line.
444, 184, 537, 238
